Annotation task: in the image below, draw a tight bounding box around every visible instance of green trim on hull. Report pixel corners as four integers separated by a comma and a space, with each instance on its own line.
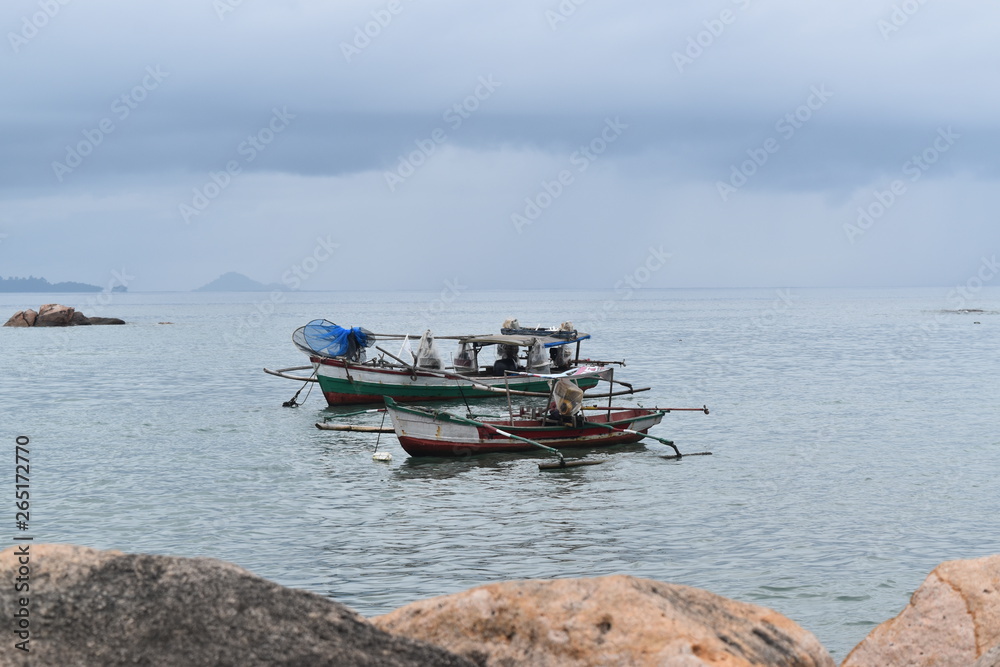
316, 374, 598, 400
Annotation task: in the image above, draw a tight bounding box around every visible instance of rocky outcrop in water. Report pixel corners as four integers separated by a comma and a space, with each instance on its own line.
35, 303, 77, 326
0, 544, 474, 667
374, 575, 835, 667
842, 554, 1000, 667
3, 304, 125, 327
3, 308, 36, 327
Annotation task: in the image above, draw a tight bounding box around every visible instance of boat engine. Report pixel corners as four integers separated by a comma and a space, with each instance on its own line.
415, 330, 443, 370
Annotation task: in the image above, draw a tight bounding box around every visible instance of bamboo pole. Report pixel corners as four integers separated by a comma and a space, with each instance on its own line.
315, 423, 394, 433
374, 346, 650, 400
581, 405, 710, 413
263, 366, 320, 382
583, 420, 682, 457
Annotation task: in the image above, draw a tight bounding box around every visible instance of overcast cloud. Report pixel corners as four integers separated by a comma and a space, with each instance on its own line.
1, 0, 997, 290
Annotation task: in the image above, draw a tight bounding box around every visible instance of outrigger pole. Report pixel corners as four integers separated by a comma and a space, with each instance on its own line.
374, 346, 650, 400
580, 405, 710, 414
443, 412, 604, 471
581, 421, 713, 460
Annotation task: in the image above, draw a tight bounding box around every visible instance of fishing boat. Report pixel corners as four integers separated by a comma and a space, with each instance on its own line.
380, 366, 711, 469
384, 397, 666, 458
265, 319, 643, 406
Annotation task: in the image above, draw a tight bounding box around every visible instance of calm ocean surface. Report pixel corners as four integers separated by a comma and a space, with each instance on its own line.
2, 287, 998, 658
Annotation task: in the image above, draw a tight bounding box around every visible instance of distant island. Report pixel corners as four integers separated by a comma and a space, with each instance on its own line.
194, 272, 291, 292
0, 276, 127, 293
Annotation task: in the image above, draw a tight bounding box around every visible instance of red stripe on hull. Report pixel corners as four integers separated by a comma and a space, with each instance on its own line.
321, 391, 472, 405
397, 431, 646, 457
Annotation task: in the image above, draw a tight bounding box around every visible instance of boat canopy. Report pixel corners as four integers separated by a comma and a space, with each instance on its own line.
458, 333, 590, 348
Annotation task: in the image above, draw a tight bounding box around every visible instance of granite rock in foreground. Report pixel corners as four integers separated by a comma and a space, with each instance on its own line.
0, 544, 474, 667
974, 644, 1000, 667
374, 574, 835, 667
842, 554, 1000, 667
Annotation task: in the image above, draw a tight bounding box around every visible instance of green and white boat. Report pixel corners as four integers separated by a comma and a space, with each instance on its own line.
265, 319, 626, 406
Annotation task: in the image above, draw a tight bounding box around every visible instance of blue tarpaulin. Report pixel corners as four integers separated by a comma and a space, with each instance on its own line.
294, 319, 373, 359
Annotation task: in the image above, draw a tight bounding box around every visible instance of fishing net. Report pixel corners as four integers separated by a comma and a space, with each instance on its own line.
292, 319, 375, 361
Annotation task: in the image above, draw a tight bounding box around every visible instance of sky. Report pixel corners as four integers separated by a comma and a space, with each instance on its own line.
1, 0, 998, 291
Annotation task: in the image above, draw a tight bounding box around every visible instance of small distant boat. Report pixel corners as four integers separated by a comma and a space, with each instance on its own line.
266, 319, 642, 406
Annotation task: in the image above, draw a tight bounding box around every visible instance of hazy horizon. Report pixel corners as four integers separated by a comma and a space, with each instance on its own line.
2, 1, 998, 296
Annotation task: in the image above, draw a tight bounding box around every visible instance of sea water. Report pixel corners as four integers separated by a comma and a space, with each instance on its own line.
2, 287, 998, 658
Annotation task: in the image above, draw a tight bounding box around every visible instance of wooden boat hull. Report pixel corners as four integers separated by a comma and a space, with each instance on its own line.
312, 356, 598, 406
385, 403, 665, 457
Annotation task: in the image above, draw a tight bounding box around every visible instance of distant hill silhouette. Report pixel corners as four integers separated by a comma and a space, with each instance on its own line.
0, 276, 126, 293
194, 272, 290, 292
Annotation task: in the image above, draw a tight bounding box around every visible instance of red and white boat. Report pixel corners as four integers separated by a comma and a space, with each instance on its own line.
384, 397, 666, 458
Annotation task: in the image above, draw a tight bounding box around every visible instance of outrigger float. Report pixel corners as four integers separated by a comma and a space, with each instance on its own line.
319, 369, 711, 471
266, 319, 647, 407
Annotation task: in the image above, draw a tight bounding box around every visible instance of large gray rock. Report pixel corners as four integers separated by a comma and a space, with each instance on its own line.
87, 316, 126, 325
975, 644, 1000, 667
0, 544, 474, 667
34, 303, 75, 327
842, 554, 1000, 667
375, 575, 835, 667
2, 309, 36, 327
69, 311, 91, 325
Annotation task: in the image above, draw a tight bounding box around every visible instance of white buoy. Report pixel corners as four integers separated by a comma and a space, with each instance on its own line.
372, 452, 392, 462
